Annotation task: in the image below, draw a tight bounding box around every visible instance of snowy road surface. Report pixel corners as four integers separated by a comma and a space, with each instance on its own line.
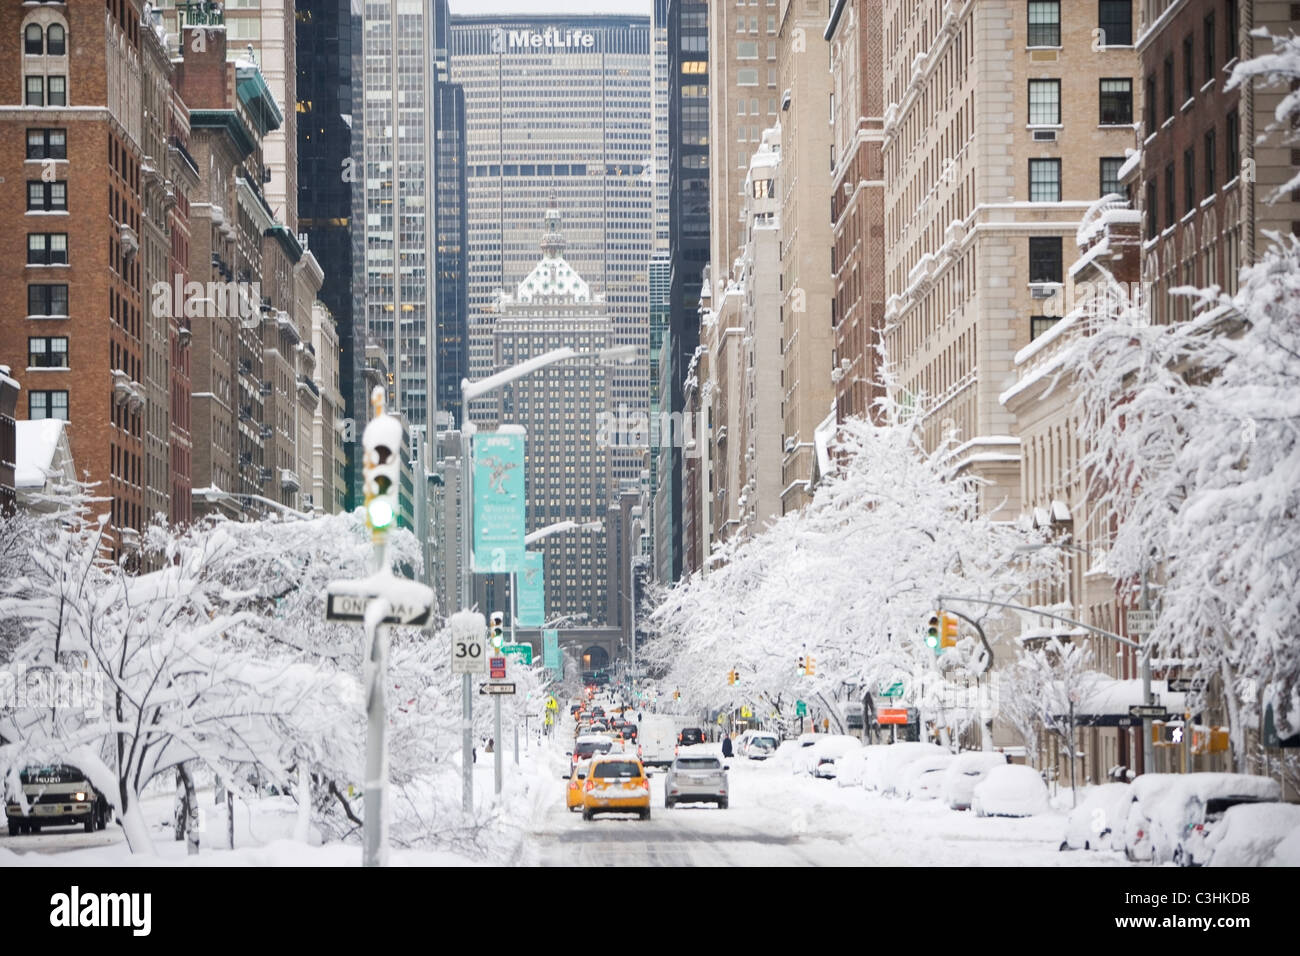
523, 754, 1135, 867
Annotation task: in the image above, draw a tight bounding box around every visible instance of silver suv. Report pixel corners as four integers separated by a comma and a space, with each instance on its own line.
664, 755, 729, 809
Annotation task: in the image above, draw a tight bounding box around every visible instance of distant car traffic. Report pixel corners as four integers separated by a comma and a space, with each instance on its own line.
677, 727, 705, 748
569, 734, 615, 772
566, 760, 592, 812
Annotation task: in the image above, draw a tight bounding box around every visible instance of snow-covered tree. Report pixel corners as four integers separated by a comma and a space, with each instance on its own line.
1064, 235, 1300, 767
1227, 28, 1300, 200
645, 407, 1059, 744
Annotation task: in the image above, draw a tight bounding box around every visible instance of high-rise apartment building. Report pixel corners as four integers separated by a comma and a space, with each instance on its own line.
298, 0, 364, 507
0, 1, 197, 549
651, 0, 671, 254
777, 0, 835, 515
448, 14, 652, 490
827, 0, 886, 424
662, 0, 710, 583
708, 0, 782, 290
880, 0, 1138, 519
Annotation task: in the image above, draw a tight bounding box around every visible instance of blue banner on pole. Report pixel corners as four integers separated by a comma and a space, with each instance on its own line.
543, 629, 561, 678
472, 429, 526, 573
518, 551, 545, 627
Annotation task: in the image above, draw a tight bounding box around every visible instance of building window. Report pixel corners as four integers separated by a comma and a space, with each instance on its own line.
752, 178, 772, 198
25, 76, 44, 106
1163, 56, 1175, 120
1184, 147, 1196, 213
1100, 157, 1125, 197
1030, 316, 1059, 340
27, 180, 67, 211
737, 68, 758, 86
28, 283, 68, 316
1204, 127, 1217, 194
737, 41, 758, 59
26, 128, 66, 160
47, 23, 65, 56
27, 233, 68, 265
1098, 0, 1132, 46
1204, 14, 1216, 83
1029, 237, 1063, 283
1144, 73, 1156, 133
1226, 108, 1239, 178
1027, 1, 1060, 46
1225, 0, 1238, 62
47, 76, 65, 106
1030, 159, 1062, 202
25, 23, 44, 54
1164, 164, 1176, 226
1099, 79, 1133, 124
1028, 79, 1060, 125
28, 336, 68, 369
28, 390, 68, 421
1183, 34, 1195, 101
1146, 180, 1158, 237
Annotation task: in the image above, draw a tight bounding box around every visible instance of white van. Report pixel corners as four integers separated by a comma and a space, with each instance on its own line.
638, 715, 679, 768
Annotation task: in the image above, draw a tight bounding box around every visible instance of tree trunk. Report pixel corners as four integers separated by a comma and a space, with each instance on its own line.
179, 762, 200, 856
293, 762, 311, 844
227, 789, 235, 850
173, 770, 187, 842
1218, 659, 1248, 774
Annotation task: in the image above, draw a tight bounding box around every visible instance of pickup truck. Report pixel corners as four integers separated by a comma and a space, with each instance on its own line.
6, 764, 111, 836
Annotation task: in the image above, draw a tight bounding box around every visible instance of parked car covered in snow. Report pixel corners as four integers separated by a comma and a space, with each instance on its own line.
941, 752, 1009, 811
1060, 783, 1133, 851
1201, 800, 1300, 867
864, 742, 946, 795
797, 735, 861, 778
1156, 773, 1283, 866
971, 764, 1050, 817
900, 754, 956, 799
736, 730, 780, 760
835, 744, 891, 788
1119, 773, 1182, 862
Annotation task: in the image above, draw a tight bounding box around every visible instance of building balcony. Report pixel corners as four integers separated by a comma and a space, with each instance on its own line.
112, 369, 132, 406
297, 375, 320, 404
119, 223, 139, 258
276, 311, 301, 345
280, 469, 300, 492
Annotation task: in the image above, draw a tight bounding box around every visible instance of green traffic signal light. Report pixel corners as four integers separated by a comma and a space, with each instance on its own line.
926, 615, 941, 650
367, 497, 396, 530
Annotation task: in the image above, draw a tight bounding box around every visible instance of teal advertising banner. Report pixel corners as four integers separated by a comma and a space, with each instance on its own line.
543, 629, 560, 678
472, 429, 526, 573
517, 551, 545, 627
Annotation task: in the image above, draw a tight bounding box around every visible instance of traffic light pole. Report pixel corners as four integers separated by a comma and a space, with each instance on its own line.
362, 594, 391, 868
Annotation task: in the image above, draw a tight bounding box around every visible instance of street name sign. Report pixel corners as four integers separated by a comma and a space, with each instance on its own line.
1129, 704, 1168, 719
1127, 610, 1157, 635
480, 683, 516, 696
1167, 677, 1206, 693
795, 700, 807, 717
501, 642, 533, 666
878, 681, 905, 698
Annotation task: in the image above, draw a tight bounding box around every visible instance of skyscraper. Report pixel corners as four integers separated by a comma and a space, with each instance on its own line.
447, 14, 652, 490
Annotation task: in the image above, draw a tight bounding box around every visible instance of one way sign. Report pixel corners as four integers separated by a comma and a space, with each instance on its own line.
325, 585, 433, 626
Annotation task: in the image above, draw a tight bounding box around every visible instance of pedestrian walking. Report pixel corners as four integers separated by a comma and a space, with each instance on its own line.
721, 733, 733, 759
486, 737, 495, 753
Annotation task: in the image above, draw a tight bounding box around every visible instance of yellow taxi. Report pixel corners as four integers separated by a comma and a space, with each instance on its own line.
581, 754, 651, 821
565, 760, 591, 812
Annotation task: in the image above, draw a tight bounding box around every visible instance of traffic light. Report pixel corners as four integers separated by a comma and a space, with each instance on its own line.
806, 655, 815, 676
941, 612, 959, 648
361, 389, 401, 538
925, 613, 941, 652
490, 611, 504, 649
797, 656, 805, 675
727, 669, 736, 685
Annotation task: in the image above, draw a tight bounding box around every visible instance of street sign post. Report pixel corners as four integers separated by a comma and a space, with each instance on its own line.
1127, 610, 1157, 635
489, 656, 507, 679
325, 589, 432, 626
878, 681, 905, 698
501, 642, 533, 666
795, 700, 807, 717
1167, 677, 1206, 694
480, 683, 517, 696
878, 708, 910, 725
451, 622, 487, 675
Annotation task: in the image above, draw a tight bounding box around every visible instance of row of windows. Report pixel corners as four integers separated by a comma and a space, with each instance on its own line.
1144, 1, 1239, 133
27, 180, 66, 212
1027, 79, 1132, 126
1020, 158, 1131, 202
1145, 113, 1238, 238
24, 22, 66, 56
1027, 1, 1132, 48
25, 75, 66, 107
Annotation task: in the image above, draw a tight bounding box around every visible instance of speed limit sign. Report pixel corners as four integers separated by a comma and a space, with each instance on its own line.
450, 613, 487, 674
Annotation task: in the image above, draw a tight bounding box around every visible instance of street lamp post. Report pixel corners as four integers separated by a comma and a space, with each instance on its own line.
194, 486, 309, 520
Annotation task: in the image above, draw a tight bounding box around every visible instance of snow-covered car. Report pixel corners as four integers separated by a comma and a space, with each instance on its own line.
1157, 773, 1283, 866
1060, 783, 1133, 851
1202, 801, 1300, 867
797, 735, 861, 778
971, 764, 1050, 818
737, 730, 780, 760
864, 742, 947, 795
834, 744, 890, 788
941, 752, 1010, 811
788, 733, 822, 774
899, 754, 956, 799
1120, 774, 1182, 862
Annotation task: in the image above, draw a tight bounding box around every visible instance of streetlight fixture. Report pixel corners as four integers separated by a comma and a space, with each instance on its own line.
193, 485, 308, 520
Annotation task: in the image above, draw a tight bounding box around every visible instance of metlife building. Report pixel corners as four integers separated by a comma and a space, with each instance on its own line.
448, 15, 653, 489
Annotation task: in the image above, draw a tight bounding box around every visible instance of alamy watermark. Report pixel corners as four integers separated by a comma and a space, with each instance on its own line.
0, 666, 103, 718
151, 274, 261, 329
597, 405, 707, 458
